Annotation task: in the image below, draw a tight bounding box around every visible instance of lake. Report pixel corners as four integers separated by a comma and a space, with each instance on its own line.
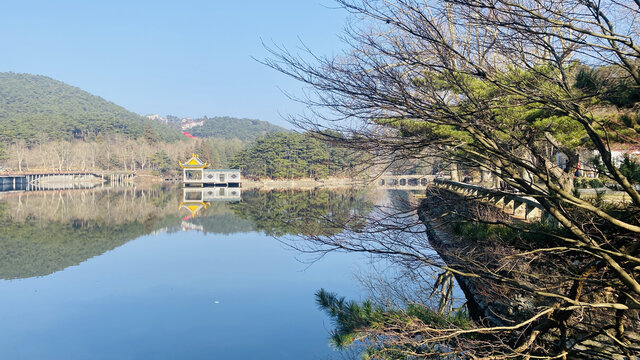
0, 186, 396, 360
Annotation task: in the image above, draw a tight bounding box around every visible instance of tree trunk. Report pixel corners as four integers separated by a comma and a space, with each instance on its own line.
450, 162, 460, 182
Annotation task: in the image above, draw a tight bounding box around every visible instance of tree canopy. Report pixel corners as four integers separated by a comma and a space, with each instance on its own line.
229, 132, 358, 179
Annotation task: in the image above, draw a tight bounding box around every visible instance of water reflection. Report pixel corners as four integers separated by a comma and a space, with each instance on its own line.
0, 185, 457, 360
0, 186, 180, 280
0, 185, 383, 360
0, 186, 378, 280
228, 189, 374, 236
180, 187, 242, 217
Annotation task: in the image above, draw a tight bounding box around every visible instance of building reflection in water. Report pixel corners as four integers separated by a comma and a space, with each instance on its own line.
179, 187, 242, 230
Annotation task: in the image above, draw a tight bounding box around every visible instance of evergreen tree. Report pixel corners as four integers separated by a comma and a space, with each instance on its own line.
150, 150, 173, 174
143, 123, 158, 143
230, 132, 353, 179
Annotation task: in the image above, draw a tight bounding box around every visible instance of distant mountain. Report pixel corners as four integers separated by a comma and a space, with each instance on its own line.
186, 116, 288, 141
0, 72, 182, 142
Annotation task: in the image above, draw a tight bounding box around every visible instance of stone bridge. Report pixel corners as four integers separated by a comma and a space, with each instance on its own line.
432, 179, 548, 222
376, 174, 439, 190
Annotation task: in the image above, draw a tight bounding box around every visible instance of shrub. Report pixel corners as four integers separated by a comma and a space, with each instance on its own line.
588, 179, 603, 188
620, 114, 634, 127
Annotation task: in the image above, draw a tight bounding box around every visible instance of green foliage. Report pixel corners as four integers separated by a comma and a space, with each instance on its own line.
618, 155, 640, 184
0, 142, 7, 161
392, 62, 640, 160
406, 303, 473, 329
316, 288, 384, 348
0, 72, 181, 143
446, 307, 474, 329
451, 221, 512, 242
574, 67, 600, 92
588, 178, 604, 188
190, 138, 245, 168
574, 178, 590, 189
619, 114, 634, 127
143, 123, 159, 143
450, 218, 572, 250
575, 66, 640, 107
188, 116, 287, 141
384, 64, 599, 153
230, 132, 356, 179
592, 155, 640, 185
150, 150, 174, 174
316, 289, 473, 357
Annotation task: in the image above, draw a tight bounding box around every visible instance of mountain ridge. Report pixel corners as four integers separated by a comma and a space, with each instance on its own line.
0, 72, 287, 144
147, 114, 288, 141
0, 72, 180, 142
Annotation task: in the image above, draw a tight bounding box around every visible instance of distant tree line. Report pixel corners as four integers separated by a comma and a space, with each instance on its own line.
229, 132, 359, 179
188, 116, 286, 141
0, 131, 362, 179
1, 136, 245, 175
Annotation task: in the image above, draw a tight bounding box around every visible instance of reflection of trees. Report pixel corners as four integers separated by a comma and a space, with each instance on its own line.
0, 218, 164, 279
0, 187, 376, 279
188, 201, 255, 235
6, 186, 179, 225
230, 189, 375, 236
0, 186, 182, 279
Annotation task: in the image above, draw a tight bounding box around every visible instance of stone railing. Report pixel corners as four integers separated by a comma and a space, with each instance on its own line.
432, 179, 548, 222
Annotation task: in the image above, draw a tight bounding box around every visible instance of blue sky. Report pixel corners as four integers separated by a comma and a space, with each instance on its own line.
0, 0, 348, 128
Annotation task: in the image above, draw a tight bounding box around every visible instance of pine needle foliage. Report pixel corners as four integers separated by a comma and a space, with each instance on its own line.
316, 289, 473, 358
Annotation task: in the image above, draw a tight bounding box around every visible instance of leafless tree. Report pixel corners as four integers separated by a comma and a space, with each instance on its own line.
264, 0, 640, 358
10, 140, 27, 172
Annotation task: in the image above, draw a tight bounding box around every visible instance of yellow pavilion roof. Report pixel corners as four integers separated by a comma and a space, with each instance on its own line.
179, 153, 208, 168
179, 201, 208, 217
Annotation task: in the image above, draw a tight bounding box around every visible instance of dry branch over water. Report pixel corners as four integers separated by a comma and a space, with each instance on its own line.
261, 0, 640, 357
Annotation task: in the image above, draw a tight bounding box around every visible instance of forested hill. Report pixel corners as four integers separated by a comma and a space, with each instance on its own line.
0, 72, 181, 143
187, 116, 287, 141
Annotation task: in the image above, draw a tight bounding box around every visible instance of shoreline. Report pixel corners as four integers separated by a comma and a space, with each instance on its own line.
1, 170, 375, 190
133, 172, 371, 189
240, 177, 368, 190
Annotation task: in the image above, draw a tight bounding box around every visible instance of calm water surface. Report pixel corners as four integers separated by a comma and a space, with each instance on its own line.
0, 187, 381, 360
